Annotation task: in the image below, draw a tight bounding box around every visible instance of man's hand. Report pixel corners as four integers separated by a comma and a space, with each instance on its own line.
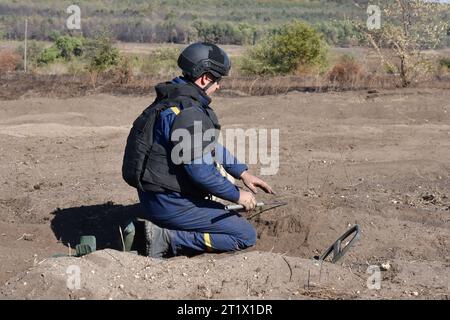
240, 171, 275, 195
238, 190, 257, 211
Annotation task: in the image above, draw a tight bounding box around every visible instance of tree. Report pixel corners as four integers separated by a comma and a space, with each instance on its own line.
241, 20, 328, 75
365, 0, 449, 87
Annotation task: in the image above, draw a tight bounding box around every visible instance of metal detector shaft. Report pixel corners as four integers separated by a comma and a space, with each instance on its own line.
225, 202, 266, 211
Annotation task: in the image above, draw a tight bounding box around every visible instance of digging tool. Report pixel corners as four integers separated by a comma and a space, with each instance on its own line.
225, 201, 288, 219
314, 224, 361, 263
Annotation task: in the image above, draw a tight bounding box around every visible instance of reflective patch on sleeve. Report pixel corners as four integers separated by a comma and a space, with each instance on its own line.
204, 233, 213, 252
171, 106, 180, 115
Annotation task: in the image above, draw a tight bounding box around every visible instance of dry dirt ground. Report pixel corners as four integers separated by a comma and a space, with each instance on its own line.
0, 89, 448, 299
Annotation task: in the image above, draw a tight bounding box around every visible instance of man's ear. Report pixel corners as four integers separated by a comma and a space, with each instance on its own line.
202, 74, 211, 85
201, 74, 207, 85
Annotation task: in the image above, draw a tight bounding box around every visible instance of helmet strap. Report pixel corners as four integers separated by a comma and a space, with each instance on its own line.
203, 81, 215, 93
183, 73, 216, 95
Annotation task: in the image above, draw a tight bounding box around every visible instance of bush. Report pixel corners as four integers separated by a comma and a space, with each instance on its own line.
32, 35, 121, 80
83, 36, 120, 87
113, 55, 134, 84
84, 36, 120, 71
328, 54, 364, 88
141, 47, 180, 77
66, 58, 87, 76
0, 23, 6, 40
437, 57, 450, 77
37, 36, 83, 65
49, 31, 61, 42
439, 57, 450, 70
37, 46, 60, 65
315, 20, 366, 47
19, 40, 45, 61
14, 40, 46, 70
54, 36, 83, 59
241, 20, 328, 75
193, 20, 257, 45
0, 49, 21, 72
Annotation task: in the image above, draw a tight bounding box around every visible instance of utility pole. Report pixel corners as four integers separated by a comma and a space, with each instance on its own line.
24, 18, 28, 73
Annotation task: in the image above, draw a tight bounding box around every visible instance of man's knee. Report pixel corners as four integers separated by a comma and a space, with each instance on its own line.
236, 223, 257, 249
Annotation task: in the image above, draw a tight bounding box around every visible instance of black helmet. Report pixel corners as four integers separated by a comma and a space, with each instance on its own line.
178, 42, 231, 80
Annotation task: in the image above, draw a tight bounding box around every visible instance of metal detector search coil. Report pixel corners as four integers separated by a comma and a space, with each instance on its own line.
315, 224, 361, 263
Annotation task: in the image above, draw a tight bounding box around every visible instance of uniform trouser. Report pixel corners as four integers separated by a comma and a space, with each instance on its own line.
138, 191, 257, 256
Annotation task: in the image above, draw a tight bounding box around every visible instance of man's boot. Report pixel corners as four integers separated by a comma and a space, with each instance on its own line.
144, 220, 171, 258
122, 221, 136, 252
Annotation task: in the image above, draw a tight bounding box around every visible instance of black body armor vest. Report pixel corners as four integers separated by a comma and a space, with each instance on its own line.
122, 81, 220, 197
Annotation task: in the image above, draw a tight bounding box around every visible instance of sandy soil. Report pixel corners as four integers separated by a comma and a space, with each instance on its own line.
0, 89, 449, 299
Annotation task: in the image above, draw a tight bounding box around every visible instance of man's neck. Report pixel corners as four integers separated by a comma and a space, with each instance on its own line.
177, 76, 212, 107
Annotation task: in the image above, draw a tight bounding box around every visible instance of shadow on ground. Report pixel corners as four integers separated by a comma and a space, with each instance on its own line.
50, 202, 147, 252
